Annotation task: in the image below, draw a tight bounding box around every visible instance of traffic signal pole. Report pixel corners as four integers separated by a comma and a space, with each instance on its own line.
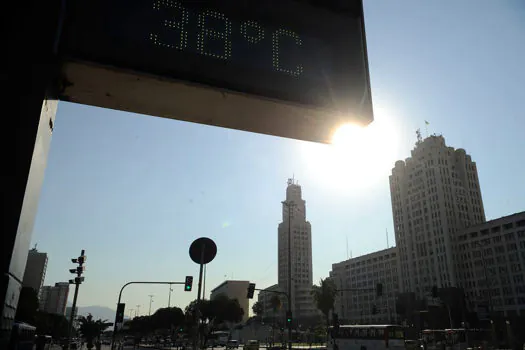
67, 275, 81, 349
111, 280, 187, 350
67, 250, 86, 350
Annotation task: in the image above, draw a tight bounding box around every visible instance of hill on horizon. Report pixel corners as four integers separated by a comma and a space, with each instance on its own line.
67, 304, 121, 321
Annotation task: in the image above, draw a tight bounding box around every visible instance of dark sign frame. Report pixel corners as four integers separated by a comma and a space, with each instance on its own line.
59, 0, 373, 143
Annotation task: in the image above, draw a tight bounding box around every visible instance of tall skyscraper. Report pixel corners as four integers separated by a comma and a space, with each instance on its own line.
23, 247, 48, 298
278, 178, 317, 320
390, 135, 485, 298
40, 282, 70, 315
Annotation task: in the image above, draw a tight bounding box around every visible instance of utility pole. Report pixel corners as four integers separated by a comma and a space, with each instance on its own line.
129, 309, 134, 320
66, 250, 86, 350
168, 284, 173, 308
148, 295, 154, 316
136, 305, 141, 317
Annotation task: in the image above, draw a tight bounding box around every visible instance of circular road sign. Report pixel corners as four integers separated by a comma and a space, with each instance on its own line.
189, 237, 217, 265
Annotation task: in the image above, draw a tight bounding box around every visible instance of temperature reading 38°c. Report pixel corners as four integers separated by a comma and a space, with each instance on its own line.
149, 0, 305, 77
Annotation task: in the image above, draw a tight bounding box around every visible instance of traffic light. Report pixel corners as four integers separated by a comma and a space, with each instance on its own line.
376, 283, 383, 297
184, 276, 193, 291
247, 283, 256, 299
69, 250, 86, 285
372, 304, 377, 315
431, 285, 438, 298
286, 311, 292, 325
116, 303, 126, 323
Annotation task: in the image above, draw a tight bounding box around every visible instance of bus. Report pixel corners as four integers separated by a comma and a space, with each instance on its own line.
208, 331, 230, 347
328, 325, 405, 350
422, 328, 490, 350
8, 322, 36, 350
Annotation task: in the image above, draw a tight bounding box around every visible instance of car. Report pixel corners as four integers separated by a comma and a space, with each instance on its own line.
227, 340, 239, 349
243, 340, 259, 350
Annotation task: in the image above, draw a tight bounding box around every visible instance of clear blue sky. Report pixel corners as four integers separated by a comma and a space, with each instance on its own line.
31, 0, 524, 317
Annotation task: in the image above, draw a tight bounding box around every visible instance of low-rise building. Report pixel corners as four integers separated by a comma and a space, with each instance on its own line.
456, 211, 525, 317
330, 247, 400, 324
210, 280, 250, 323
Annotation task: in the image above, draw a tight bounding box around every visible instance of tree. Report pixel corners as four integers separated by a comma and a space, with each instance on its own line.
151, 307, 185, 330
185, 296, 244, 348
270, 295, 281, 315
311, 278, 337, 329
15, 287, 39, 324
127, 315, 153, 336
252, 301, 263, 317
78, 314, 109, 349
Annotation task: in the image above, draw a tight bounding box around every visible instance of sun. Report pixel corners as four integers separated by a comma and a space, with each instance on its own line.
299, 107, 401, 192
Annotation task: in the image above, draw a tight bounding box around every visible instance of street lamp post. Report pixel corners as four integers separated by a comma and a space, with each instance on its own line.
168, 284, 173, 308
148, 295, 154, 316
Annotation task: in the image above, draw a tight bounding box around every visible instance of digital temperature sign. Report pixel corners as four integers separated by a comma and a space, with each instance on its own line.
60, 0, 373, 142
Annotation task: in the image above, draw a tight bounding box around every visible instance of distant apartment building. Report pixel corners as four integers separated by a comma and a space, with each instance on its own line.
40, 282, 69, 315
390, 135, 485, 298
278, 178, 317, 320
456, 211, 525, 317
330, 247, 400, 324
23, 247, 48, 298
210, 280, 250, 323
257, 284, 284, 318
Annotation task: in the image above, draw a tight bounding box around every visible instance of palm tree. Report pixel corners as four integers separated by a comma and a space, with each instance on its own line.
311, 278, 337, 330
270, 295, 281, 321
77, 314, 109, 349
269, 295, 281, 343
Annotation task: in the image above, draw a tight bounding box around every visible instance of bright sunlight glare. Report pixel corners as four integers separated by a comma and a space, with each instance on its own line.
300, 106, 402, 193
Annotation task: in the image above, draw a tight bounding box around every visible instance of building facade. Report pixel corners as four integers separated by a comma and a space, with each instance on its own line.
390, 135, 485, 298
456, 211, 525, 317
210, 280, 250, 323
40, 282, 69, 315
278, 178, 317, 320
330, 247, 400, 324
23, 247, 48, 299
